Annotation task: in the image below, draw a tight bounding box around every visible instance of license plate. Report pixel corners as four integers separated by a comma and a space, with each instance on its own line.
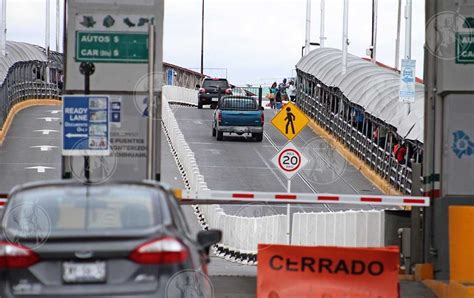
63, 261, 106, 284
211, 98, 219, 102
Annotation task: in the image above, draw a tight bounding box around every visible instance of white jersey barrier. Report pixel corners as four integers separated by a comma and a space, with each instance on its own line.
291, 210, 385, 247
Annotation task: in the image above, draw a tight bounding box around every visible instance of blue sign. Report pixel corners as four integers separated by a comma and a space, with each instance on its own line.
62, 95, 110, 156
167, 68, 174, 86
399, 59, 416, 103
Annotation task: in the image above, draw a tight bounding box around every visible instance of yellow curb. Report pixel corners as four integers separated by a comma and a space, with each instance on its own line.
0, 99, 61, 144
422, 280, 474, 298
307, 119, 402, 196
415, 263, 434, 281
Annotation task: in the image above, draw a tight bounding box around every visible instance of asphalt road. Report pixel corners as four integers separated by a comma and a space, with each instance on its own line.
173, 106, 383, 216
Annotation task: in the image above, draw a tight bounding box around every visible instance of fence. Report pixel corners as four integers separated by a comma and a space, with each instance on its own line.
295, 70, 423, 195
0, 60, 61, 131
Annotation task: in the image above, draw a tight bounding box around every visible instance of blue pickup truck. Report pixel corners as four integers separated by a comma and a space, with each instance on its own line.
212, 96, 264, 142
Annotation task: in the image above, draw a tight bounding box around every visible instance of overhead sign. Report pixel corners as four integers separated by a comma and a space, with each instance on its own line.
456, 33, 474, 64
272, 102, 309, 140
62, 95, 110, 156
399, 59, 416, 103
76, 32, 148, 63
272, 142, 308, 180
257, 244, 399, 297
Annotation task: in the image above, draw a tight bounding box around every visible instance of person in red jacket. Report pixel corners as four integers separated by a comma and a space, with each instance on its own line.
393, 141, 407, 164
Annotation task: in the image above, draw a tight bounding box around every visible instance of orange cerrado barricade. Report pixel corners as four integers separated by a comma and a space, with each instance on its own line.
257, 244, 400, 298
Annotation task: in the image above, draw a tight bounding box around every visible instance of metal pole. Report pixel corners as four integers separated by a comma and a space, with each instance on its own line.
320, 0, 325, 48
147, 23, 156, 180
200, 0, 205, 76
371, 0, 378, 63
287, 180, 292, 245
56, 0, 60, 52
342, 0, 349, 75
0, 0, 6, 56
405, 0, 412, 59
395, 0, 402, 69
304, 0, 311, 55
45, 0, 50, 83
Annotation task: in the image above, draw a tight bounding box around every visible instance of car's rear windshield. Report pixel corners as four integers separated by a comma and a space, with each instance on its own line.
203, 79, 229, 89
3, 185, 165, 236
221, 97, 258, 111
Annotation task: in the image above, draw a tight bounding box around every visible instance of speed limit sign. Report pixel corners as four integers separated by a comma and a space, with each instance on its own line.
272, 142, 308, 179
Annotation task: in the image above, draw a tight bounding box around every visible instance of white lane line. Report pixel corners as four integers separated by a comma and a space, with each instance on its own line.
37, 117, 60, 122
24, 166, 56, 173
30, 145, 58, 152
34, 129, 58, 135
49, 110, 62, 114
254, 148, 287, 191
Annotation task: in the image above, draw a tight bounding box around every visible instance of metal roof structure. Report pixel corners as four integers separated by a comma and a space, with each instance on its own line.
0, 41, 63, 85
296, 48, 424, 143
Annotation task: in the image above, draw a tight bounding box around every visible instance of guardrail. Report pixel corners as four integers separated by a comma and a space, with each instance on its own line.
296, 71, 423, 195
0, 60, 61, 131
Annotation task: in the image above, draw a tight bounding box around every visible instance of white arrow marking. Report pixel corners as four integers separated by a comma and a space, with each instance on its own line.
37, 117, 60, 122
34, 129, 58, 135
25, 166, 56, 173
50, 110, 62, 114
65, 133, 88, 138
30, 145, 58, 152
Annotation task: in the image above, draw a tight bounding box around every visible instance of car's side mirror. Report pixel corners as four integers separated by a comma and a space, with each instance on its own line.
197, 229, 222, 250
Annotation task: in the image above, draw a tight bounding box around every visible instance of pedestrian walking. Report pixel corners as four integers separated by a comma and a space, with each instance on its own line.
288, 81, 296, 102
267, 82, 278, 109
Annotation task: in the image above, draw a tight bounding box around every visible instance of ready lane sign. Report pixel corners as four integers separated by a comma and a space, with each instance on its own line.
272, 102, 309, 140
399, 59, 416, 103
62, 95, 110, 156
272, 142, 308, 180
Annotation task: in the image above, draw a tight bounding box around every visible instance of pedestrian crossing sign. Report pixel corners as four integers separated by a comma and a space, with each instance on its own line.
271, 102, 309, 140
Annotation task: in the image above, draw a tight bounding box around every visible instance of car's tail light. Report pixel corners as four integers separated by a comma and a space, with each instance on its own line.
217, 112, 222, 124
0, 241, 40, 268
129, 237, 189, 265
199, 88, 206, 94
225, 88, 232, 95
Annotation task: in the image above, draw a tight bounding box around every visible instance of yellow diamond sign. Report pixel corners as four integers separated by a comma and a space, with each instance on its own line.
271, 102, 309, 140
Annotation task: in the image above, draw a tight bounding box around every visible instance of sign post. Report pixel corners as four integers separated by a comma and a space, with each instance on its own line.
64, 1, 164, 182
399, 59, 416, 116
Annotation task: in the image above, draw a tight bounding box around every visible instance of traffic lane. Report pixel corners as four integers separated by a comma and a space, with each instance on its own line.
173, 107, 313, 193
0, 106, 61, 193
174, 107, 383, 215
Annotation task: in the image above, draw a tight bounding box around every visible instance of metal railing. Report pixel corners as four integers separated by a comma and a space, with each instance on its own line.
0, 60, 61, 130
296, 70, 422, 194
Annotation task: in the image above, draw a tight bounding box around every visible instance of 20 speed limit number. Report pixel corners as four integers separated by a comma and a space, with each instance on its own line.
278, 149, 302, 173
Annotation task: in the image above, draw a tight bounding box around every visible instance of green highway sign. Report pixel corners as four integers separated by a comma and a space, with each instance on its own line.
76, 31, 148, 63
456, 32, 474, 64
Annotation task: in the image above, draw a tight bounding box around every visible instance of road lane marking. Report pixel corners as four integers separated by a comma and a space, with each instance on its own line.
30, 145, 58, 152
37, 117, 60, 122
49, 110, 61, 114
24, 166, 56, 173
254, 149, 287, 191
34, 129, 58, 135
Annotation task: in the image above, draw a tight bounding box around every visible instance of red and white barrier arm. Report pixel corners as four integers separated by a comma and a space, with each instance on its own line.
176, 189, 430, 207
0, 194, 7, 207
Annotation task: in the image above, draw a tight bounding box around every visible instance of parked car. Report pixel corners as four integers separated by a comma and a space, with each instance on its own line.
212, 96, 264, 142
198, 78, 232, 109
0, 180, 221, 298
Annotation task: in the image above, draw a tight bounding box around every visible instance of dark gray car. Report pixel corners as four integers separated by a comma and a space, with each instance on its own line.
0, 180, 221, 297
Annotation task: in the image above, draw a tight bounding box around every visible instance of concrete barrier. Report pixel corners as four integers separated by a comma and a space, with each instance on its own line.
291, 210, 385, 247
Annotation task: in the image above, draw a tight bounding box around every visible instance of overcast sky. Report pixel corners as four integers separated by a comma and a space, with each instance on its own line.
7, 0, 425, 85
